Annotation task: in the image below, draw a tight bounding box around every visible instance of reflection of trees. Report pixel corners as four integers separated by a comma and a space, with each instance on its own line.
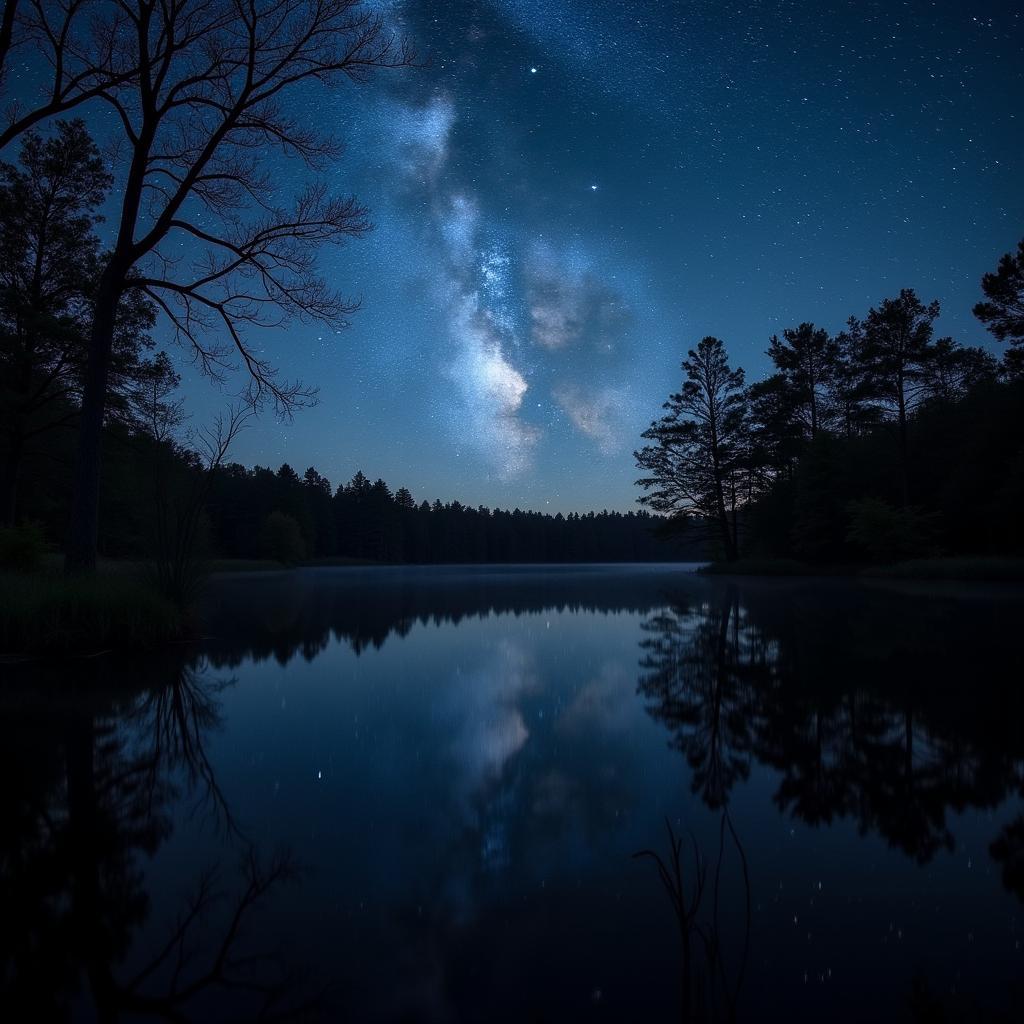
638, 583, 1024, 866
201, 566, 696, 667
990, 756, 1024, 904
130, 664, 240, 838
638, 588, 772, 809
0, 657, 314, 1021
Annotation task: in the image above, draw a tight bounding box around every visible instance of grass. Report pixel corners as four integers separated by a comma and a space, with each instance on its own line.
0, 570, 185, 657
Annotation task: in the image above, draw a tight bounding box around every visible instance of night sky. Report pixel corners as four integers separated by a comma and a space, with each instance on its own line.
16, 0, 1024, 511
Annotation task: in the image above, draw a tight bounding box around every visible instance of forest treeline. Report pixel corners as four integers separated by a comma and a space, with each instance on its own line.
3, 113, 1023, 573
205, 466, 691, 564
7, 404, 697, 565
637, 256, 1024, 563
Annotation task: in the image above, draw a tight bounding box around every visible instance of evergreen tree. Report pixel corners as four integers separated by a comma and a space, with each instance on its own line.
0, 121, 172, 524
635, 337, 748, 560
766, 322, 839, 440
973, 237, 1024, 377
846, 289, 941, 505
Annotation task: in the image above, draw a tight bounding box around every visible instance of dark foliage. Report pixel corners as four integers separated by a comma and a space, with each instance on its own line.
204, 463, 700, 564
6, 411, 703, 564
974, 237, 1024, 376
639, 262, 1023, 565
0, 121, 175, 525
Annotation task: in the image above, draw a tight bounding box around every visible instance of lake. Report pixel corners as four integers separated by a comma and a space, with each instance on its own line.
3, 565, 1023, 1021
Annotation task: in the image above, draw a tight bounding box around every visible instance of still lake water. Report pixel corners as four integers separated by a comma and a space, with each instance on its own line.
3, 565, 1023, 1021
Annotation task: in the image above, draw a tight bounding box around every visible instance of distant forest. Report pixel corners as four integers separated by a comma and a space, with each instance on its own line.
12, 426, 699, 564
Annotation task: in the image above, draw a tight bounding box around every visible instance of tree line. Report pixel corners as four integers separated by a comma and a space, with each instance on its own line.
636, 250, 1024, 563
209, 465, 694, 564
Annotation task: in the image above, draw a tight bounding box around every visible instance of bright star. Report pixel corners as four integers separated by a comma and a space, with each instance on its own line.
590, 184, 598, 191
530, 66, 537, 73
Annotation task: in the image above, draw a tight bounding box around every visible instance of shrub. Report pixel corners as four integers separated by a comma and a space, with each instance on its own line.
0, 522, 48, 571
0, 572, 184, 655
845, 498, 937, 564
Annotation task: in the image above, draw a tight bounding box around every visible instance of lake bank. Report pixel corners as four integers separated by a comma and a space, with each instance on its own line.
700, 555, 1024, 581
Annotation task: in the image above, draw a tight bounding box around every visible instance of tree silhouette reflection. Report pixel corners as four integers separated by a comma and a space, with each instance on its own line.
637, 583, 1024, 865
0, 656, 316, 1021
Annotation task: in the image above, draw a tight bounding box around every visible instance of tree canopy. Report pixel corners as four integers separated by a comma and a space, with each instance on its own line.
637, 261, 1023, 565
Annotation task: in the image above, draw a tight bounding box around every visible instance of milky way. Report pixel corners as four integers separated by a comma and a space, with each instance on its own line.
8, 0, 1022, 511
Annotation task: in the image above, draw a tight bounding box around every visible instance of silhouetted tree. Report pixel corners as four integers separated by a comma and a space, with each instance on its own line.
0, 1, 142, 147
766, 322, 839, 440
744, 373, 802, 490
830, 326, 883, 439
845, 289, 940, 505
47, 0, 414, 572
973, 237, 1024, 376
636, 337, 748, 560
919, 336, 998, 403
0, 120, 171, 523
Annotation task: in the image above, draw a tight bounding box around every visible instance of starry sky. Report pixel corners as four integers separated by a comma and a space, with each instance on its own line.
18, 0, 1024, 511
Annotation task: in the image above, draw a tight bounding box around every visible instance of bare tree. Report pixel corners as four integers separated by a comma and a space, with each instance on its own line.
0, 1, 141, 146
11, 0, 415, 571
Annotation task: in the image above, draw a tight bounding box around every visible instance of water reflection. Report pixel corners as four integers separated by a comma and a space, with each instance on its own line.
633, 579, 1024, 1020
2, 568, 1022, 1020
636, 580, 1024, 874
0, 657, 315, 1021
198, 565, 697, 665
634, 813, 751, 1024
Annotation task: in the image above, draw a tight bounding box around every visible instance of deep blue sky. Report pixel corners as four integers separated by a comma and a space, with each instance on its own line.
13, 0, 1024, 511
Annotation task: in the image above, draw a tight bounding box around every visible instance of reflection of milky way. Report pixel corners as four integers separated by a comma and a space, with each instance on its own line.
447, 639, 535, 807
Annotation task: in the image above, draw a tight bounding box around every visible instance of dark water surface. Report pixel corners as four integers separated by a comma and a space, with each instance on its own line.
3, 565, 1023, 1022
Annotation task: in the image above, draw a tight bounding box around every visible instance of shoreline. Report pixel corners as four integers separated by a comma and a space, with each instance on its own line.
699, 556, 1024, 582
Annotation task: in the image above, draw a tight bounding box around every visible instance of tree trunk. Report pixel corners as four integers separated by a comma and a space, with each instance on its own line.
897, 397, 910, 507
896, 370, 910, 507
1, 431, 23, 526
64, 274, 121, 573
714, 483, 735, 562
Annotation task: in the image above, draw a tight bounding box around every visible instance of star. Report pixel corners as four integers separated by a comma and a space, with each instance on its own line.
590, 184, 598, 191
530, 66, 537, 74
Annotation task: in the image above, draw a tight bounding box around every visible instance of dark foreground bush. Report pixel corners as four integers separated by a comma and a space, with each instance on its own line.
0, 523, 48, 571
0, 571, 185, 655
